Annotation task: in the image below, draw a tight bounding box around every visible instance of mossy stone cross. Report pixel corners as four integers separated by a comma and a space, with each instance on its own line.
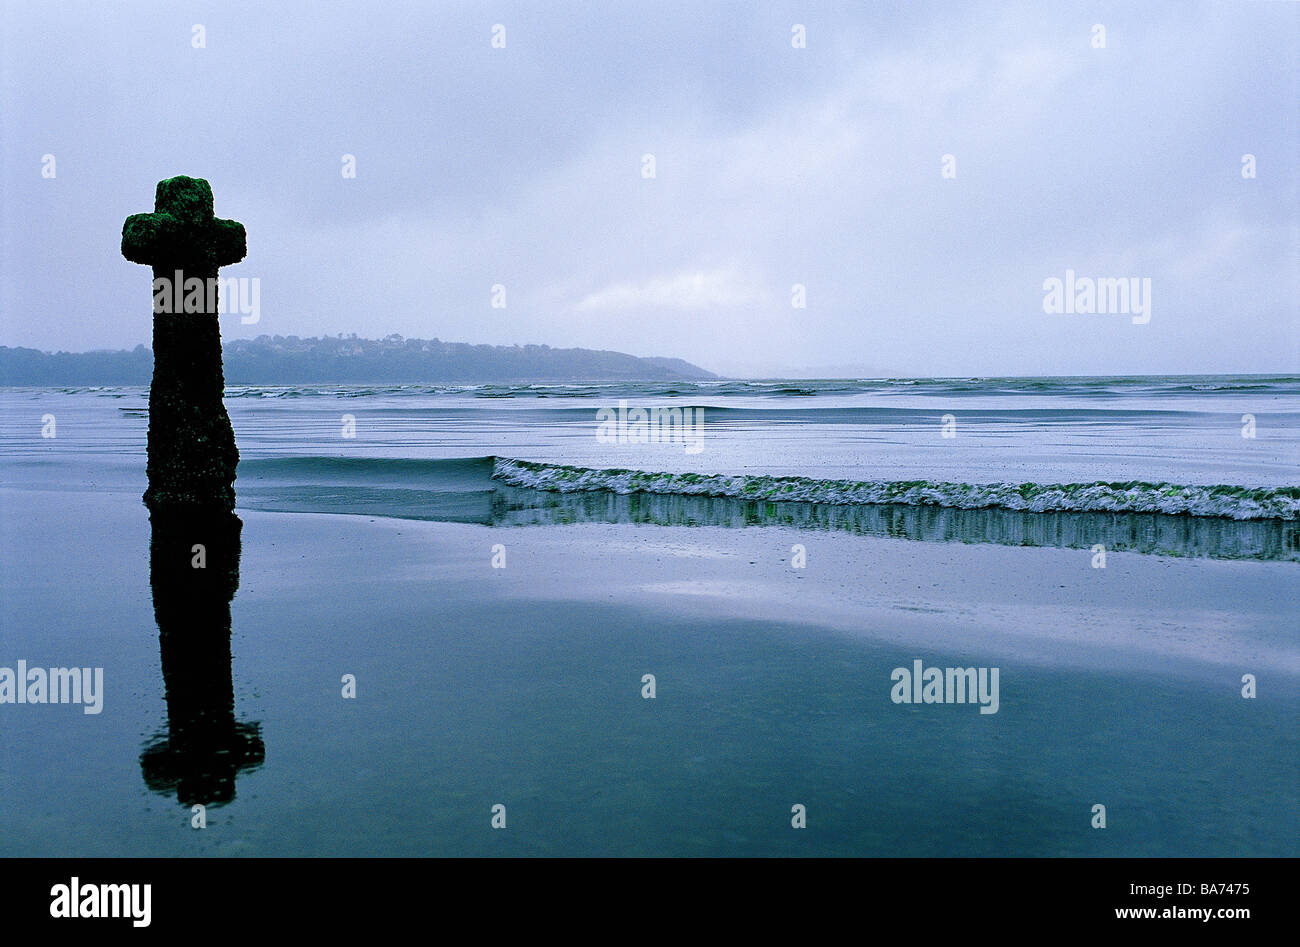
121, 176, 244, 513
122, 175, 246, 273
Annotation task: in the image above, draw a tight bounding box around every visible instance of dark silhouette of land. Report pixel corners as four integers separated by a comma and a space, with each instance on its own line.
0, 334, 718, 386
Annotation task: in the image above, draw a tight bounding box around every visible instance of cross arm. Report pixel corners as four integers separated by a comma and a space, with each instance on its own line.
121, 212, 179, 266
121, 214, 247, 269
209, 218, 247, 268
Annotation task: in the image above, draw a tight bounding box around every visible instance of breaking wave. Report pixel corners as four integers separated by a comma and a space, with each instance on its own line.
492, 458, 1300, 521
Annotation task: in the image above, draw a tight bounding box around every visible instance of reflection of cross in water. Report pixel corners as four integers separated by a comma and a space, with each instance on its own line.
140, 512, 263, 807
121, 176, 245, 514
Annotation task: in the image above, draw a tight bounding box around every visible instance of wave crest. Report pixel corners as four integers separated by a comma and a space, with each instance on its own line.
492, 458, 1300, 521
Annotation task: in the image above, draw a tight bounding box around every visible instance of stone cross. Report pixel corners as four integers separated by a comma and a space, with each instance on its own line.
122, 176, 245, 512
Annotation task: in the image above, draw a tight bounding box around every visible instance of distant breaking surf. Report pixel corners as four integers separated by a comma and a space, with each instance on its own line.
492, 458, 1300, 521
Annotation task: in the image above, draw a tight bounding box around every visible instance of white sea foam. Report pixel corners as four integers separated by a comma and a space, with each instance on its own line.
492, 458, 1300, 521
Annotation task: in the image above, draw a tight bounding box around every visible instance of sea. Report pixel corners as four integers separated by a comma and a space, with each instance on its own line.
5, 374, 1298, 558
1, 374, 1297, 856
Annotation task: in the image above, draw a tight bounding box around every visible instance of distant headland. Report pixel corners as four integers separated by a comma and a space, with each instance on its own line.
0, 334, 718, 386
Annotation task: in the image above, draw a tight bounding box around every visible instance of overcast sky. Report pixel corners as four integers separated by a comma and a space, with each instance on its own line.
2, 0, 1296, 377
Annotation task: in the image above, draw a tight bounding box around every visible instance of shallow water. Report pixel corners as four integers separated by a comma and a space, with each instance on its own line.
1, 491, 1296, 856
1, 377, 1297, 856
